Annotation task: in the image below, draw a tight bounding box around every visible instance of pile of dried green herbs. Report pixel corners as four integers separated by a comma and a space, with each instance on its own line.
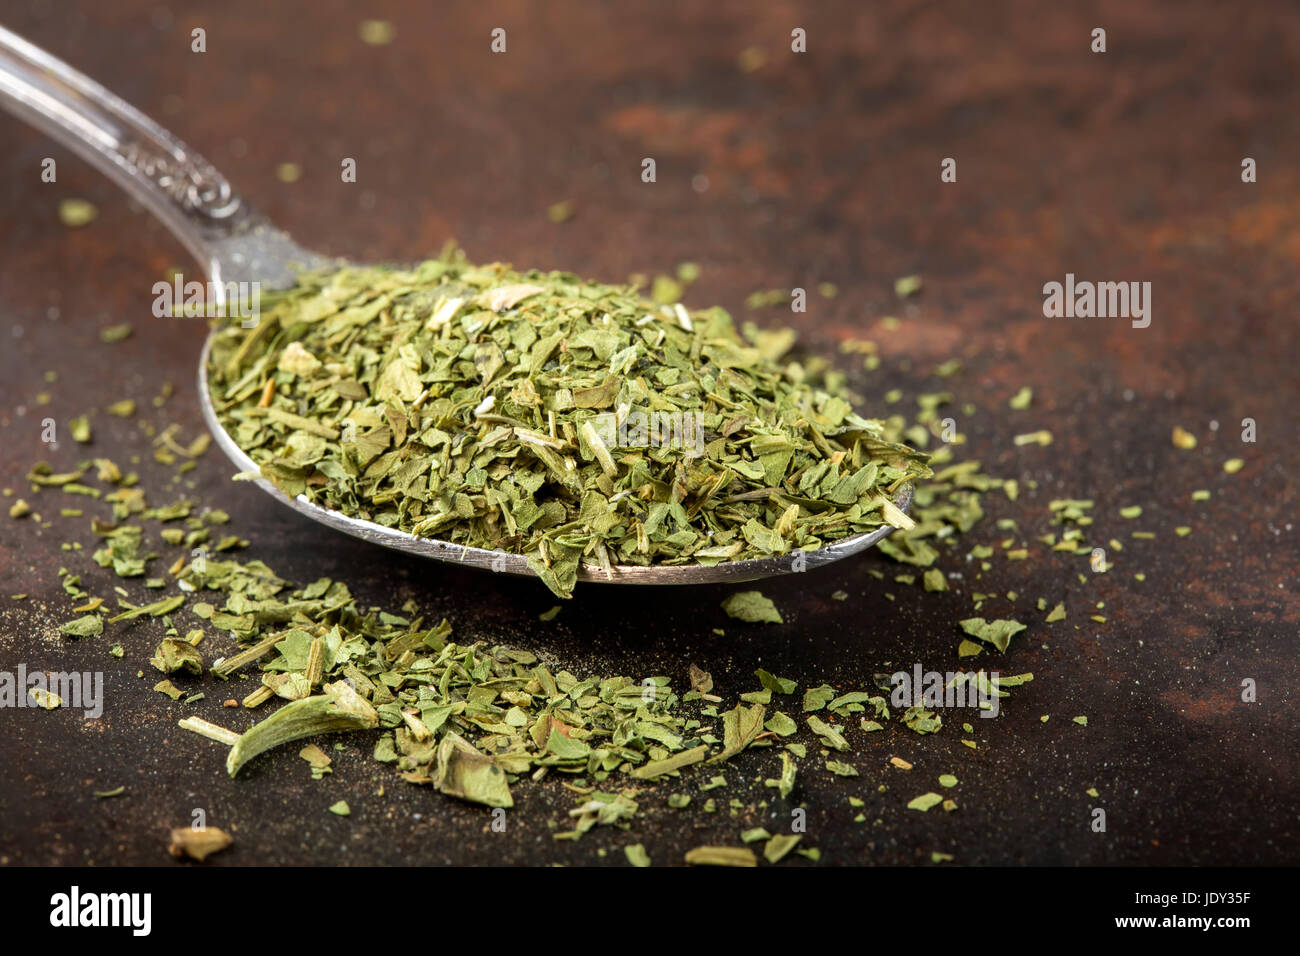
17, 260, 1238, 863
205, 249, 931, 597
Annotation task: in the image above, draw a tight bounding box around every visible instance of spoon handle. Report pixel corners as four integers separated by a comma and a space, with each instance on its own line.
0, 24, 250, 266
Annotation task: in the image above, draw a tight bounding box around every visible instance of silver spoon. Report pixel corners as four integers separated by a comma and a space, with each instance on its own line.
0, 26, 912, 586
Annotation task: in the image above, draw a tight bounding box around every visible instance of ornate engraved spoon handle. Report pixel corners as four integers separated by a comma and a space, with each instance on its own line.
0, 24, 249, 265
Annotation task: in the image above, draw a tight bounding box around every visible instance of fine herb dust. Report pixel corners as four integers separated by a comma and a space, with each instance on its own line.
207, 249, 931, 596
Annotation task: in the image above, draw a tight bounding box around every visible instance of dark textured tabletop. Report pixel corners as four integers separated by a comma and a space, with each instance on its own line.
0, 0, 1296, 866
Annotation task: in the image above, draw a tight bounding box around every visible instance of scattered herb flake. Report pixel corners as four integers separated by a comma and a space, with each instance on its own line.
722, 591, 784, 624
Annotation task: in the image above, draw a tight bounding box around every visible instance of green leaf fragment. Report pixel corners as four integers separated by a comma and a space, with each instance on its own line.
894, 275, 922, 298
722, 591, 783, 624
226, 681, 379, 777
29, 687, 62, 709
110, 594, 185, 622
632, 744, 708, 779
624, 844, 651, 867
764, 711, 797, 736
59, 614, 103, 638
803, 684, 835, 712
907, 792, 943, 812
150, 638, 203, 675
764, 834, 802, 863
806, 714, 849, 751
59, 198, 97, 228
432, 731, 515, 808
709, 704, 766, 763
153, 680, 183, 700
754, 668, 796, 695
546, 728, 592, 760
764, 751, 798, 799
958, 617, 1027, 653
684, 846, 757, 867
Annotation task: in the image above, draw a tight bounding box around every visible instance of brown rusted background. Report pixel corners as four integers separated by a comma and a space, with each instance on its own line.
0, 0, 1296, 866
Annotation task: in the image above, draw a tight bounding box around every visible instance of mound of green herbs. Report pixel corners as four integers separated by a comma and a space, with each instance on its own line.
206, 252, 930, 596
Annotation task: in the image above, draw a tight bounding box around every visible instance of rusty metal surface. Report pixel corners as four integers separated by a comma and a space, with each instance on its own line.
0, 0, 1296, 866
